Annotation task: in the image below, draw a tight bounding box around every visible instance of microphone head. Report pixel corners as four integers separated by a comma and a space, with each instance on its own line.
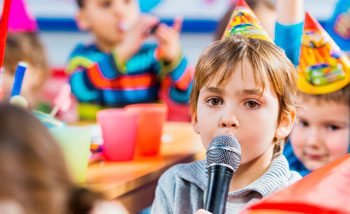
206, 135, 241, 172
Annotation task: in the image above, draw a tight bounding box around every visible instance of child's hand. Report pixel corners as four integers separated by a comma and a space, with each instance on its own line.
116, 15, 159, 63
195, 209, 213, 214
334, 11, 350, 39
154, 17, 183, 63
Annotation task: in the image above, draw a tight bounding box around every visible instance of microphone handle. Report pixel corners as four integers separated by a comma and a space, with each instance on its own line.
204, 165, 234, 214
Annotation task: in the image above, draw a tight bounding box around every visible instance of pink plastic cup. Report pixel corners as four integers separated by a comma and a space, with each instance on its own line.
124, 103, 168, 156
97, 109, 138, 161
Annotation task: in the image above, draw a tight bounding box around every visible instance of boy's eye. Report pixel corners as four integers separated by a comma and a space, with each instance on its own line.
327, 125, 340, 131
299, 120, 309, 127
207, 98, 223, 106
245, 100, 260, 109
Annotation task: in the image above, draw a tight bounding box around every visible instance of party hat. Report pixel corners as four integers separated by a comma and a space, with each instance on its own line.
297, 12, 350, 94
8, 0, 38, 32
222, 0, 272, 42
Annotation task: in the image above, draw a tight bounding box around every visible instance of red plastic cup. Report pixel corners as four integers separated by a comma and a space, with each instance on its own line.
97, 109, 138, 161
124, 103, 168, 156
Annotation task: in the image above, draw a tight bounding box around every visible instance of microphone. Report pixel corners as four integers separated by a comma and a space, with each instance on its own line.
204, 135, 241, 214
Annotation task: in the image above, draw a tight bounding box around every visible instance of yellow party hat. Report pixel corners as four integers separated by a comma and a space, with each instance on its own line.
222, 0, 272, 42
297, 12, 350, 94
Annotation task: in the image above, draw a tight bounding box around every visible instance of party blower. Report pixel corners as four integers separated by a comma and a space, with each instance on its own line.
9, 62, 28, 108
50, 83, 72, 117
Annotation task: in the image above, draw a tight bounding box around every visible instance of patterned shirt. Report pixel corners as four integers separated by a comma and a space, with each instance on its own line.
66, 43, 193, 107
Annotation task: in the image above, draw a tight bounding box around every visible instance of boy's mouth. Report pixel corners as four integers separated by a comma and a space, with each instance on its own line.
305, 153, 326, 161
117, 21, 130, 32
220, 131, 234, 137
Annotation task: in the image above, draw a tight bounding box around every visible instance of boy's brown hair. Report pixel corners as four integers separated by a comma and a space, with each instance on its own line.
190, 35, 298, 133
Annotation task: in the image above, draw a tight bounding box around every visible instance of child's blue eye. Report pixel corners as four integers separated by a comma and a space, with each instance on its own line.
207, 98, 222, 106
300, 120, 309, 127
245, 100, 260, 109
327, 125, 340, 131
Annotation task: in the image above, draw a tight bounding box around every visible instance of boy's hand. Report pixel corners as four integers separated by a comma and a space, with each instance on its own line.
116, 15, 159, 64
154, 17, 183, 63
334, 10, 350, 39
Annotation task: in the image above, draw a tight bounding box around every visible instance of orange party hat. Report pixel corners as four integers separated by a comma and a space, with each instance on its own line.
297, 12, 350, 94
222, 0, 272, 42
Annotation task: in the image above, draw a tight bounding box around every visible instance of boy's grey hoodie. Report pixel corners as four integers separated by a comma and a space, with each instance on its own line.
151, 155, 301, 214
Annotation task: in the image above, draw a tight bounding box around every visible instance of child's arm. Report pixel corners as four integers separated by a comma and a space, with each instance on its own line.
151, 185, 173, 213
154, 18, 194, 104
66, 44, 102, 104
275, 0, 304, 66
151, 172, 175, 214
115, 15, 159, 64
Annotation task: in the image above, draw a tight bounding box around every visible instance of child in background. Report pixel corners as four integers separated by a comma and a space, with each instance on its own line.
214, 0, 277, 41
2, 0, 50, 110
67, 0, 193, 120
151, 2, 301, 213
0, 103, 128, 214
275, 0, 350, 176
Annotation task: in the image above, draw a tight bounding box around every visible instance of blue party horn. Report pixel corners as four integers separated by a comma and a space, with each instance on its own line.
11, 62, 27, 97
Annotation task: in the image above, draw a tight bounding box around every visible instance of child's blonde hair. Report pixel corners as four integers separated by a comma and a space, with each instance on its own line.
297, 84, 350, 106
190, 35, 298, 146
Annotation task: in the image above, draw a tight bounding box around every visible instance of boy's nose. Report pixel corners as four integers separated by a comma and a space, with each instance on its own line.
112, 2, 126, 17
305, 128, 321, 148
220, 110, 239, 129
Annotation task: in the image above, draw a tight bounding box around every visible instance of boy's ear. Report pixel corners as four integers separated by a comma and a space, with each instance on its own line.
192, 114, 200, 134
76, 10, 91, 31
275, 110, 296, 139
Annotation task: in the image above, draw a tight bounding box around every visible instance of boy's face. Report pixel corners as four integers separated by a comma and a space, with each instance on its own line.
291, 100, 349, 171
77, 0, 139, 48
192, 62, 294, 165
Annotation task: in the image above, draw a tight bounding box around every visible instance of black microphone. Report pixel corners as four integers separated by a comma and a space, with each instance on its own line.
204, 135, 241, 214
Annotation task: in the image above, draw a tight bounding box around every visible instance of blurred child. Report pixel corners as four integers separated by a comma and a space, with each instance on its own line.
214, 0, 277, 40
275, 0, 350, 176
0, 103, 128, 214
151, 2, 301, 213
3, 0, 50, 110
67, 0, 193, 120
290, 85, 349, 173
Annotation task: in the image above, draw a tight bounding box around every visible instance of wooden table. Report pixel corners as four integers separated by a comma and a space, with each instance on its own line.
86, 122, 205, 214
